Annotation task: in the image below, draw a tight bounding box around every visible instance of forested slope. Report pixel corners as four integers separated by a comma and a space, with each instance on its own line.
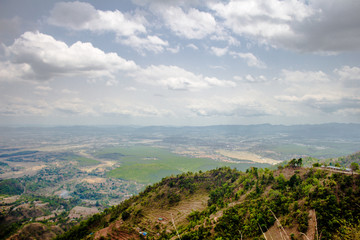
56, 162, 360, 240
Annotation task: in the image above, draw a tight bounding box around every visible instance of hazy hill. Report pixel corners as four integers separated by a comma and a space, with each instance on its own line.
285, 151, 360, 168
56, 165, 360, 240
335, 152, 360, 167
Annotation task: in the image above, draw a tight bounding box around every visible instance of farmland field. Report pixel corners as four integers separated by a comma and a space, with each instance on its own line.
103, 146, 270, 183
74, 157, 101, 166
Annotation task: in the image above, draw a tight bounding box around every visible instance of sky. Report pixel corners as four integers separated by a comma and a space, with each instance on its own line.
0, 0, 359, 126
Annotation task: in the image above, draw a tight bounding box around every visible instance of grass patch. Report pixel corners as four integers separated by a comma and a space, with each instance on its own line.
103, 146, 270, 183
107, 163, 182, 183
74, 157, 101, 166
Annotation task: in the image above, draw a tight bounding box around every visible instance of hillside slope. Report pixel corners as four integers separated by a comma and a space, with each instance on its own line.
56, 164, 360, 240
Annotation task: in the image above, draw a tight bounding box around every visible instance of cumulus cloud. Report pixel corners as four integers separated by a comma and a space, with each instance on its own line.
275, 66, 360, 115
210, 0, 360, 53
1, 31, 137, 81
211, 46, 228, 56
160, 7, 217, 39
238, 74, 268, 83
131, 65, 236, 91
230, 52, 266, 68
0, 61, 34, 81
209, 48, 266, 68
280, 69, 329, 83
167, 45, 181, 54
334, 66, 360, 88
132, 0, 204, 7
48, 1, 146, 36
210, 0, 312, 39
293, 0, 360, 52
48, 1, 170, 53
335, 66, 360, 81
48, 0, 360, 53
118, 35, 168, 54
276, 94, 360, 114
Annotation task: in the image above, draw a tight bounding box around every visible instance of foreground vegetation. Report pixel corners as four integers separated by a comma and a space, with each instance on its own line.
56, 160, 360, 240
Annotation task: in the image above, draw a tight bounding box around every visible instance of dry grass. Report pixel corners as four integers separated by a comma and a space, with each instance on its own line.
8, 222, 59, 240
94, 220, 140, 240
81, 160, 116, 173
143, 192, 209, 228
81, 177, 107, 184
68, 206, 99, 220
217, 150, 280, 165
264, 209, 317, 240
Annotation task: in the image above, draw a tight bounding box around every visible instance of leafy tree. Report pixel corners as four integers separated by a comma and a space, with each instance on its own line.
350, 162, 359, 173
288, 158, 303, 168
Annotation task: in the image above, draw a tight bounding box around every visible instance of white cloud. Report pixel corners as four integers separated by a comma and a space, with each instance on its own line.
230, 52, 266, 68
210, 65, 226, 70
167, 45, 180, 54
105, 79, 119, 87
210, 0, 360, 53
0, 97, 50, 116
333, 65, 360, 89
211, 0, 312, 39
0, 61, 34, 81
54, 98, 95, 115
48, 0, 360, 54
211, 46, 228, 57
125, 87, 137, 91
98, 101, 174, 117
118, 35, 168, 54
186, 44, 199, 50
2, 31, 138, 81
280, 69, 329, 83
0, 94, 174, 118
233, 74, 268, 83
34, 85, 52, 95
274, 66, 360, 115
275, 94, 360, 114
132, 0, 204, 8
210, 30, 241, 46
293, 0, 360, 52
160, 6, 217, 39
131, 65, 236, 91
48, 1, 146, 37
48, 1, 171, 53
188, 96, 280, 117
35, 85, 52, 91
334, 66, 360, 81
61, 89, 79, 95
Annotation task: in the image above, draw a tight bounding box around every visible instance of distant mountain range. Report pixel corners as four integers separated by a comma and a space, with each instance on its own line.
2, 122, 360, 139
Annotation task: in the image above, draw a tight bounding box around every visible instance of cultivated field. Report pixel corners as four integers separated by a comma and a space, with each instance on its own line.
217, 150, 281, 165
104, 146, 271, 183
